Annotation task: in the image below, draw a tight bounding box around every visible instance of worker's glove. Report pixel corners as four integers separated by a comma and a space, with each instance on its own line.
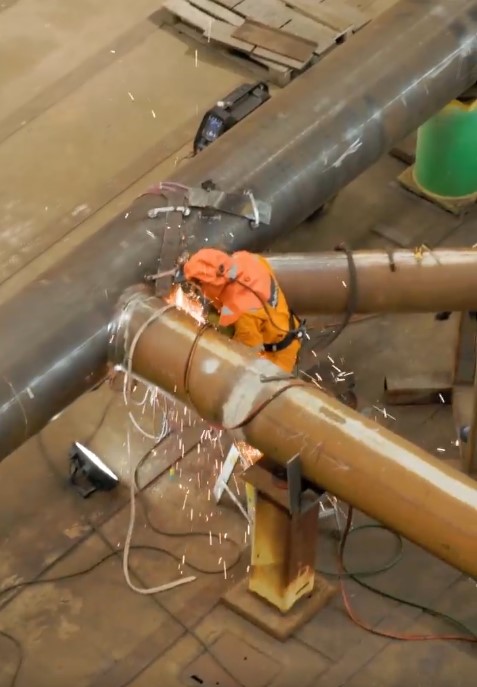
206, 305, 235, 338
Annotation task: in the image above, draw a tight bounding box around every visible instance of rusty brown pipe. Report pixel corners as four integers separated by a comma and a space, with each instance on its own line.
267, 249, 477, 314
111, 289, 477, 579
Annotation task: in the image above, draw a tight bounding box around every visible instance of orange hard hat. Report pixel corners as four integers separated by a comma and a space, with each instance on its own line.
183, 248, 272, 325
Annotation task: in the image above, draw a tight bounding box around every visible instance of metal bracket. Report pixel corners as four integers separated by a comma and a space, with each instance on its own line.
186, 185, 271, 227
286, 454, 322, 516
145, 182, 271, 231
147, 206, 191, 219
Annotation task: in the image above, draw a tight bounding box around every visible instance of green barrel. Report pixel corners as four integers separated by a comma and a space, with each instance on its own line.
413, 100, 477, 198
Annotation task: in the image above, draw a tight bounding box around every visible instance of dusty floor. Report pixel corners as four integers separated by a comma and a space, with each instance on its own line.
1, 1, 477, 686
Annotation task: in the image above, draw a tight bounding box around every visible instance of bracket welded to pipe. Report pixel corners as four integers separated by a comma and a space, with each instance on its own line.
111, 288, 477, 579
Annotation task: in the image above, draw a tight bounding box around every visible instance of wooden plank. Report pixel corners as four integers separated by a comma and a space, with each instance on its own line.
213, 0, 243, 8
321, 0, 369, 30
370, 223, 413, 247
284, 15, 337, 54
234, 0, 294, 29
384, 373, 452, 406
208, 18, 254, 49
234, 19, 315, 62
188, 0, 245, 26
163, 0, 213, 31
205, 20, 304, 71
284, 0, 354, 33
364, 0, 398, 19
390, 133, 416, 165
252, 46, 306, 70
174, 21, 293, 86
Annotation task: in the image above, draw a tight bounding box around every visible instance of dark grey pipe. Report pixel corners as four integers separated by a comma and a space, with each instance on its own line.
1, 0, 477, 460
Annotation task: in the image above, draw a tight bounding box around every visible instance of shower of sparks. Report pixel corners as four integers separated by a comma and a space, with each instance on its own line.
124, 369, 250, 579
166, 285, 205, 323
236, 441, 262, 468
372, 405, 396, 421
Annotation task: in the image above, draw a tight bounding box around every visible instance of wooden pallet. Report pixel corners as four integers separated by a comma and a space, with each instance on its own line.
161, 0, 370, 86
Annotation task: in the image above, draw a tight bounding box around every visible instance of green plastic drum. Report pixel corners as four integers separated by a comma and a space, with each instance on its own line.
413, 100, 477, 198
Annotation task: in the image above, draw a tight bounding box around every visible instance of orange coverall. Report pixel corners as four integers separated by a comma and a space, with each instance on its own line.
182, 248, 301, 373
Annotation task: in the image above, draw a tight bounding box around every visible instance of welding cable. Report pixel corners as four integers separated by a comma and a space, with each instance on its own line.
122, 308, 197, 594
0, 630, 22, 687
0, 542, 247, 687
1, 388, 244, 687
132, 451, 243, 574
238, 245, 357, 348
336, 507, 477, 643
4, 432, 245, 687
311, 243, 359, 351
122, 436, 197, 595
121, 303, 176, 441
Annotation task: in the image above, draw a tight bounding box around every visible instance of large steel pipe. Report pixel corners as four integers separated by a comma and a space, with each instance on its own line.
268, 248, 477, 314
111, 290, 477, 578
1, 0, 477, 461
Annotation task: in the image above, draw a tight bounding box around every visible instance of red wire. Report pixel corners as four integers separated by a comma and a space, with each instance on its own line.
338, 509, 477, 643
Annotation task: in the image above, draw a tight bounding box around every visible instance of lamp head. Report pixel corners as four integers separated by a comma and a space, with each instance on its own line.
69, 442, 119, 498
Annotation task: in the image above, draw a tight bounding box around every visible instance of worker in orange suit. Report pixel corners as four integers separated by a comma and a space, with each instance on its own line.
174, 248, 305, 373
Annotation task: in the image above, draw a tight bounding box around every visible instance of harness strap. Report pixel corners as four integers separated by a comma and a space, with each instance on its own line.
263, 309, 305, 353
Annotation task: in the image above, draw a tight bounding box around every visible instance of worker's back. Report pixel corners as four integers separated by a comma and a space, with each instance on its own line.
224, 253, 301, 373
181, 248, 301, 373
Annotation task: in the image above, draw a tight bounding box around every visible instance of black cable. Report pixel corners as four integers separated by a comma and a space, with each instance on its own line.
321, 516, 477, 641
0, 630, 22, 687
0, 408, 246, 687
310, 243, 358, 352
0, 540, 247, 687
133, 451, 243, 575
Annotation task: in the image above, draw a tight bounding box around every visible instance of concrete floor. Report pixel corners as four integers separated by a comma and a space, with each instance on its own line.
0, 1, 476, 685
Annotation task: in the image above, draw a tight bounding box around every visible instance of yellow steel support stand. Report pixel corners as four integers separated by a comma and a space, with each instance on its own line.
222, 458, 336, 641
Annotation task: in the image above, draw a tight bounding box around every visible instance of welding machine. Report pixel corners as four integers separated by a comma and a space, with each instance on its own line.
193, 81, 270, 154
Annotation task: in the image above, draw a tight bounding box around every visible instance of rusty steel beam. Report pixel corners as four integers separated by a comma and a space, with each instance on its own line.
268, 248, 477, 314
111, 289, 477, 579
1, 0, 477, 461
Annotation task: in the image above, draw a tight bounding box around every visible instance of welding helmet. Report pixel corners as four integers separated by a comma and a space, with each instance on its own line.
181, 248, 272, 326
179, 248, 232, 306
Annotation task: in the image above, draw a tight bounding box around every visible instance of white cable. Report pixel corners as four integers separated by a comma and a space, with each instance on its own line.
122, 305, 175, 441
123, 375, 169, 441
121, 302, 196, 594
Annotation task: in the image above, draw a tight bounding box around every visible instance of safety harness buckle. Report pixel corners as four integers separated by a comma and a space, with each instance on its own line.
263, 317, 307, 353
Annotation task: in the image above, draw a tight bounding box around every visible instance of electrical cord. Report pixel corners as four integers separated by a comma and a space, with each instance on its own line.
0, 542, 245, 687
1, 407, 245, 687
331, 507, 477, 643
133, 450, 243, 575
0, 631, 22, 687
